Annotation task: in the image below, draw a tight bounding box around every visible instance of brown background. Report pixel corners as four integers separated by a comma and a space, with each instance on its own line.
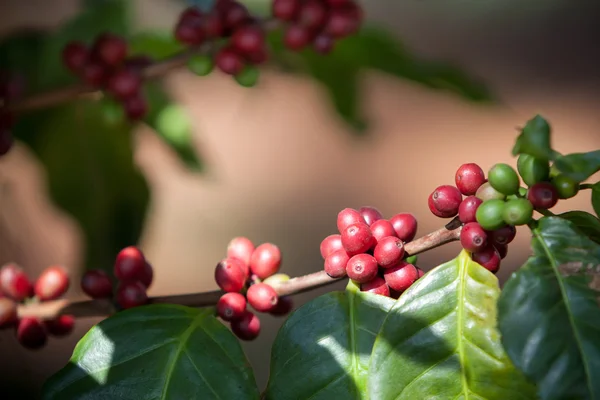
1, 0, 599, 398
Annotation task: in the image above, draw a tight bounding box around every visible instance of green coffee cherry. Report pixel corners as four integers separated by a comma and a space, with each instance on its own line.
552, 174, 579, 199
507, 187, 528, 200
405, 255, 418, 265
517, 154, 549, 187
476, 199, 507, 230
503, 198, 534, 226
235, 65, 260, 88
488, 163, 520, 195
101, 98, 125, 125
476, 182, 506, 201
263, 273, 291, 286
187, 55, 214, 76
549, 164, 561, 178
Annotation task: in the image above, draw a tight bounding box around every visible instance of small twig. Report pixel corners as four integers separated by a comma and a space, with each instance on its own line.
16, 221, 462, 321
580, 183, 594, 190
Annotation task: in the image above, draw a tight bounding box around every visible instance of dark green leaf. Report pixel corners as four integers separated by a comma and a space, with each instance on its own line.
593, 182, 600, 218
265, 289, 395, 399
144, 83, 204, 172
369, 250, 536, 400
498, 217, 600, 400
43, 305, 259, 399
557, 211, 600, 244
512, 115, 556, 161
129, 31, 185, 59
553, 150, 600, 183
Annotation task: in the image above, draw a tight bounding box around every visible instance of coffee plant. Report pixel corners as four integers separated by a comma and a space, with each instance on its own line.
1, 0, 599, 399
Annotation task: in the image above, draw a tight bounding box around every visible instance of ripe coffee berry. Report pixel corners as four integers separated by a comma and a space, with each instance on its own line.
270, 296, 294, 316
272, 0, 301, 21
116, 281, 148, 309
373, 236, 405, 269
527, 182, 559, 209
123, 94, 148, 120
552, 174, 579, 199
320, 234, 343, 259
428, 185, 462, 218
44, 314, 75, 337
324, 249, 350, 278
359, 206, 383, 226
227, 237, 254, 273
342, 223, 375, 255
139, 261, 154, 288
346, 254, 378, 283
494, 243, 508, 259
174, 19, 205, 45
93, 34, 128, 66
231, 25, 265, 55
0, 297, 17, 327
476, 182, 506, 201
324, 9, 359, 39
472, 245, 501, 273
217, 292, 247, 321
0, 263, 32, 301
82, 62, 107, 87
81, 270, 113, 299
221, 2, 251, 31
503, 198, 534, 226
215, 258, 247, 293
34, 265, 70, 301
476, 199, 506, 231
389, 213, 418, 242
517, 154, 549, 187
284, 25, 312, 50
489, 225, 516, 246
17, 317, 47, 349
488, 163, 520, 196
107, 70, 142, 100
337, 208, 366, 233
458, 196, 483, 224
313, 34, 335, 54
383, 261, 418, 292
114, 246, 146, 282
361, 276, 390, 297
247, 283, 279, 313
250, 243, 282, 279
298, 0, 328, 30
215, 48, 245, 75
455, 163, 486, 195
62, 42, 89, 73
460, 223, 488, 253
231, 311, 260, 341
370, 219, 396, 243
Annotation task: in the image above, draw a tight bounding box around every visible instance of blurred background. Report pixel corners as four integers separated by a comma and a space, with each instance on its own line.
1, 0, 599, 398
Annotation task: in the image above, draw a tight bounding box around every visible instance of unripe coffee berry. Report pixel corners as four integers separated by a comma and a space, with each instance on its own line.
359, 206, 383, 226
428, 185, 462, 218
488, 225, 517, 246
476, 182, 506, 201
460, 223, 488, 253
517, 154, 549, 187
231, 311, 260, 341
455, 163, 486, 195
476, 199, 506, 231
114, 246, 146, 282
247, 283, 279, 313
389, 213, 418, 242
215, 258, 247, 293
383, 261, 418, 292
320, 234, 343, 259
34, 265, 70, 301
527, 182, 559, 209
263, 273, 290, 286
503, 198, 534, 226
346, 254, 378, 283
217, 292, 247, 321
0, 263, 32, 301
227, 236, 255, 271
373, 236, 405, 269
81, 269, 113, 299
472, 245, 501, 273
337, 208, 366, 233
250, 243, 282, 279
552, 174, 579, 199
360, 276, 390, 297
458, 196, 483, 224
342, 223, 375, 255
17, 317, 47, 349
324, 249, 350, 278
370, 219, 396, 243
44, 314, 75, 337
488, 163, 520, 195
270, 296, 294, 316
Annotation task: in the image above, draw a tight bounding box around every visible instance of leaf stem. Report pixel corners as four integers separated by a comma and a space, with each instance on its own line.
580, 183, 594, 190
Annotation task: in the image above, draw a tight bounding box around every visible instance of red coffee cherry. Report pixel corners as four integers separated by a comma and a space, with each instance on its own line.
359, 206, 383, 226
123, 93, 148, 120
326, 0, 351, 6
34, 265, 70, 301
383, 261, 418, 292
17, 317, 47, 349
360, 276, 390, 297
140, 261, 154, 289
0, 297, 17, 327
231, 310, 260, 341
428, 185, 463, 218
373, 236, 405, 269
324, 249, 350, 278
527, 182, 559, 210
270, 296, 294, 316
489, 225, 517, 246
494, 243, 508, 259
231, 25, 265, 55
116, 281, 148, 309
44, 314, 75, 337
458, 196, 483, 224
0, 263, 32, 302
320, 234, 343, 259
247, 283, 279, 313
227, 236, 255, 272
313, 34, 335, 54
62, 41, 89, 73
284, 24, 312, 51
370, 219, 397, 244
460, 222, 488, 253
416, 268, 425, 279
272, 0, 301, 21
389, 213, 418, 242
81, 269, 113, 299
81, 62, 107, 87
221, 2, 251, 31
472, 245, 501, 273
107, 69, 142, 100
249, 243, 282, 279
175, 19, 205, 45
341, 223, 375, 255
346, 254, 378, 283
215, 47, 245, 75
336, 208, 365, 233
201, 13, 224, 38
324, 9, 360, 38
93, 33, 128, 66
217, 292, 247, 321
298, 0, 328, 30
215, 258, 247, 293
455, 163, 486, 195
114, 246, 146, 282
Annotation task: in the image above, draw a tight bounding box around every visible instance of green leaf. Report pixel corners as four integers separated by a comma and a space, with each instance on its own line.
512, 115, 556, 161
369, 250, 536, 400
265, 290, 395, 399
129, 31, 185, 59
144, 83, 204, 172
593, 183, 600, 218
557, 211, 600, 244
553, 150, 600, 183
498, 217, 600, 400
43, 305, 259, 399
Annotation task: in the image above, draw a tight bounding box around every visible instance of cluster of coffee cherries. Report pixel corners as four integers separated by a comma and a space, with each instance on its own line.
321, 207, 424, 298
0, 263, 73, 349
214, 237, 293, 341
273, 0, 363, 53
62, 34, 151, 121
0, 72, 25, 157
81, 246, 153, 309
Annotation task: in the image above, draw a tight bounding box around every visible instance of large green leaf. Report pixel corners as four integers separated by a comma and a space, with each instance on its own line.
43, 305, 259, 399
553, 151, 600, 183
592, 182, 600, 218
557, 211, 600, 244
498, 217, 600, 400
369, 250, 536, 400
265, 288, 395, 399
512, 114, 556, 161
